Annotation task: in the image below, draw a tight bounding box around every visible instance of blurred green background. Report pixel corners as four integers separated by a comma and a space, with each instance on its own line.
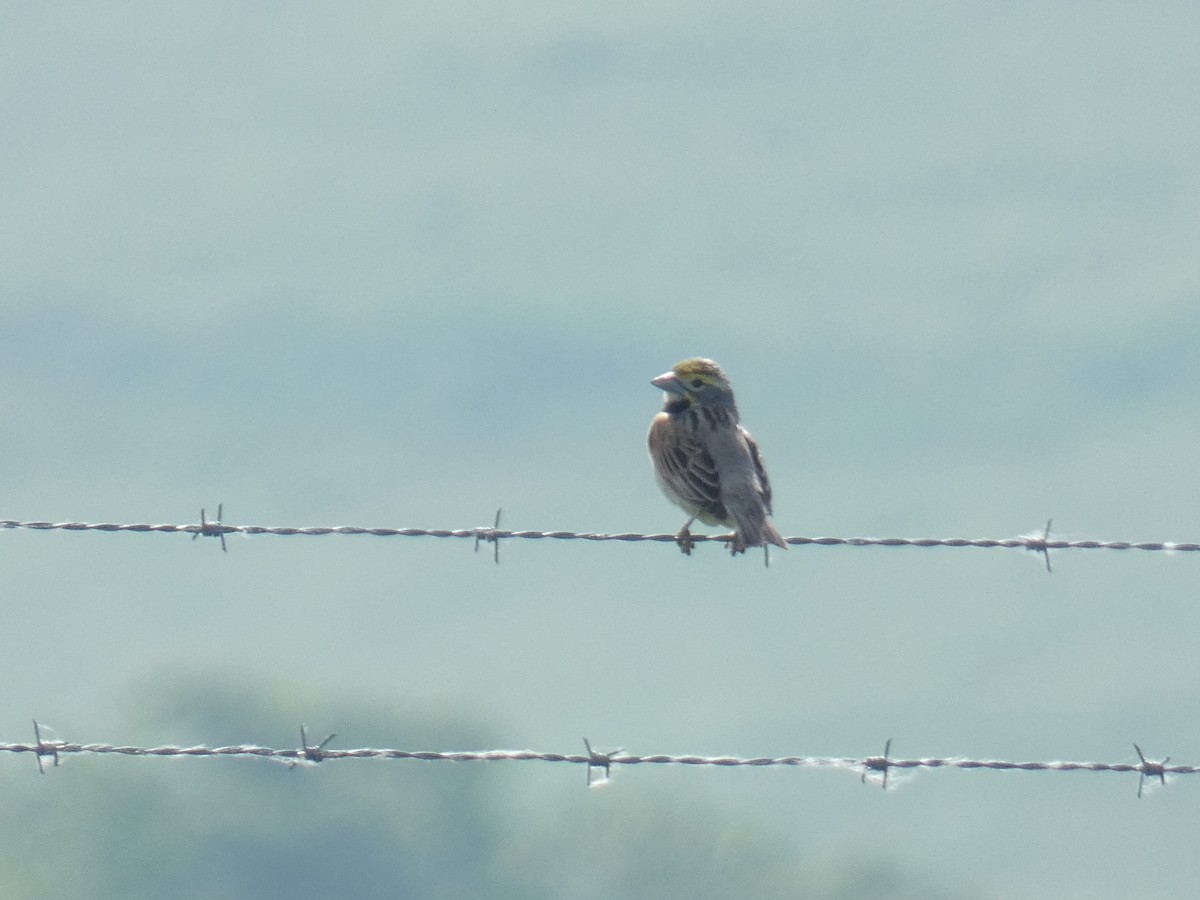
2, 2, 1199, 897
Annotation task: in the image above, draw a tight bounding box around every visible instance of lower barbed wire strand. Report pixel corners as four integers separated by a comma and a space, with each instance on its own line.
2, 740, 1196, 776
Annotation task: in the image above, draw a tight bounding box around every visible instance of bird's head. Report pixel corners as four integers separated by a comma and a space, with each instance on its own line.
651, 358, 736, 408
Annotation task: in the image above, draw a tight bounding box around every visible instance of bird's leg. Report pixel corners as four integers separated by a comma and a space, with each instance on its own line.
675, 518, 697, 555
727, 531, 747, 556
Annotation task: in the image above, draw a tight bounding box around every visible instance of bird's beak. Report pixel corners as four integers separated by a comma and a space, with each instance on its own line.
651, 371, 683, 393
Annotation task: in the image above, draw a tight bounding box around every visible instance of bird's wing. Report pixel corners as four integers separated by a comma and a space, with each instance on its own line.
739, 425, 774, 515
649, 413, 727, 522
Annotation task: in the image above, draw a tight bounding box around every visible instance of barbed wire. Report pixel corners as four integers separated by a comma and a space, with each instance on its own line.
2, 725, 1187, 797
3, 509, 1199, 568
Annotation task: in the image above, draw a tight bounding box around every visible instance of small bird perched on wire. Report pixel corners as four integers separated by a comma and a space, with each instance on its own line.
647, 358, 787, 558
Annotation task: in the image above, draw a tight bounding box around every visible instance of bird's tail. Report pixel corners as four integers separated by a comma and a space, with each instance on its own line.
736, 514, 788, 550
759, 518, 788, 550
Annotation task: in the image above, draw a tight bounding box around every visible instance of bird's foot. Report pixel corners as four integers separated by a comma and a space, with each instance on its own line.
726, 532, 747, 556
675, 524, 696, 555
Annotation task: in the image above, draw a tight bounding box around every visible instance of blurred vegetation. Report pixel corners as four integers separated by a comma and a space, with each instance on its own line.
0, 673, 962, 899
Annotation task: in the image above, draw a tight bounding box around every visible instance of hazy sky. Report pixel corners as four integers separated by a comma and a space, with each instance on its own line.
3, 3, 1200, 897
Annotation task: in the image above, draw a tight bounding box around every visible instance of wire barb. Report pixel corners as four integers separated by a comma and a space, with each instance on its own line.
295, 725, 338, 766
473, 508, 503, 564
192, 503, 228, 551
31, 720, 60, 774
862, 738, 893, 789
1134, 743, 1170, 798
1024, 518, 1054, 572
583, 738, 621, 786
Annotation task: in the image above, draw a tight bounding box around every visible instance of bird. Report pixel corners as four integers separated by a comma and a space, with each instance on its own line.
647, 358, 787, 558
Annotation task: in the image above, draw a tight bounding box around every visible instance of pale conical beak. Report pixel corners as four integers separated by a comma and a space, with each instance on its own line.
651, 371, 682, 393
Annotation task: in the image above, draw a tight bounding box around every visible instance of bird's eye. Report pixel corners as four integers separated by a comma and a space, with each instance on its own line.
688, 378, 705, 389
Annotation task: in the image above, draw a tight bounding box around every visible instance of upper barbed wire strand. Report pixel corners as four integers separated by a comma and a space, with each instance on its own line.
1, 517, 1198, 553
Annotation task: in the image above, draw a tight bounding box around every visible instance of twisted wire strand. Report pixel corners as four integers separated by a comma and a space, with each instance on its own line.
3, 738, 1192, 782
2, 518, 1198, 554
